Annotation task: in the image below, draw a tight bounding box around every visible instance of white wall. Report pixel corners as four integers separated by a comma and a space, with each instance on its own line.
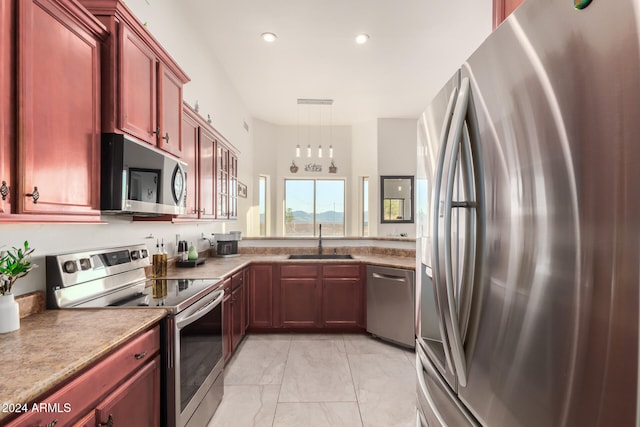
377, 118, 418, 237
351, 120, 378, 236
7, 1, 253, 297
250, 118, 419, 238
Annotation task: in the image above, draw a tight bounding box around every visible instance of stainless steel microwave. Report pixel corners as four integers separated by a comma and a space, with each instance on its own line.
100, 133, 187, 215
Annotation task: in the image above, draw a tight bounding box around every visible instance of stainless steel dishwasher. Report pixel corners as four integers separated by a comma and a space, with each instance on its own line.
366, 265, 415, 348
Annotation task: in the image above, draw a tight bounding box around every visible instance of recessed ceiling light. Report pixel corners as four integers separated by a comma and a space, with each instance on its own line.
355, 34, 369, 44
261, 32, 277, 43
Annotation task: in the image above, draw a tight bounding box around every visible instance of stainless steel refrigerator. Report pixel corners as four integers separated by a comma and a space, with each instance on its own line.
415, 0, 640, 425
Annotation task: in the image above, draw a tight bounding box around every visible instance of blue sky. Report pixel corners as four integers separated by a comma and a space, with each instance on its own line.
285, 179, 344, 213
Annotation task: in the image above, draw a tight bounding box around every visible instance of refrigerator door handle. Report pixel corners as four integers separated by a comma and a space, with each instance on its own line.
442, 77, 474, 387
431, 86, 459, 376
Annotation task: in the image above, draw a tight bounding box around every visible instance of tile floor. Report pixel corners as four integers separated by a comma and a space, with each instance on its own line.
208, 333, 416, 427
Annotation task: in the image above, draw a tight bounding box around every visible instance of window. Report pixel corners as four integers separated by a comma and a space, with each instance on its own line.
259, 176, 267, 236
285, 179, 345, 236
362, 177, 369, 236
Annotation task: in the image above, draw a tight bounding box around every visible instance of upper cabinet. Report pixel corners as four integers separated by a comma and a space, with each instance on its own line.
181, 102, 237, 221
79, 0, 189, 156
9, 0, 107, 220
0, 0, 14, 217
493, 0, 525, 29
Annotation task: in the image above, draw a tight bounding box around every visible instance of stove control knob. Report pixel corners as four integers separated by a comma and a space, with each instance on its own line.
79, 258, 91, 270
140, 249, 148, 259
63, 261, 77, 274
131, 250, 140, 260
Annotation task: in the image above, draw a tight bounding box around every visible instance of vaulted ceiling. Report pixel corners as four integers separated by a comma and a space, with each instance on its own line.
182, 1, 492, 126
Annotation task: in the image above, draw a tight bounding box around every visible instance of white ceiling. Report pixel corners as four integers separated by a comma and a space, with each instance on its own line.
181, 1, 493, 126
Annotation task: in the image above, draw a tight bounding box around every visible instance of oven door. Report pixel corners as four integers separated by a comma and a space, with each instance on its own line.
167, 288, 224, 427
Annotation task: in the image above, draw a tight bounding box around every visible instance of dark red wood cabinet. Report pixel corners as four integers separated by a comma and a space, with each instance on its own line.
182, 104, 216, 219
198, 126, 216, 219
280, 265, 322, 328
0, 0, 14, 218
7, 0, 106, 221
79, 0, 189, 155
322, 264, 364, 328
181, 106, 200, 218
249, 264, 274, 329
248, 263, 365, 332
181, 103, 236, 220
223, 269, 249, 363
6, 326, 161, 427
493, 0, 525, 29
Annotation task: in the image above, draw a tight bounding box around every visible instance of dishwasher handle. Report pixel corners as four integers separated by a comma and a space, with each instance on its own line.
371, 272, 407, 282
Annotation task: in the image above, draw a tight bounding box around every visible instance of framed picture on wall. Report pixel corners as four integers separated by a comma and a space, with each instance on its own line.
238, 182, 247, 198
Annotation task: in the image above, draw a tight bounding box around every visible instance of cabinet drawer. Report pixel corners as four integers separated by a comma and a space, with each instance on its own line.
322, 264, 361, 278
280, 265, 319, 278
231, 270, 244, 287
6, 326, 160, 427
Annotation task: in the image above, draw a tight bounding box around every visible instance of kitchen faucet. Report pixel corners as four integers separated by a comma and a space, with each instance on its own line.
318, 224, 323, 255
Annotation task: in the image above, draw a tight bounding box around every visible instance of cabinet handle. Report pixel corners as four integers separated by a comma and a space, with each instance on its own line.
97, 414, 114, 427
152, 126, 160, 136
162, 132, 170, 143
26, 186, 39, 204
0, 180, 8, 200
134, 351, 147, 360
39, 420, 58, 427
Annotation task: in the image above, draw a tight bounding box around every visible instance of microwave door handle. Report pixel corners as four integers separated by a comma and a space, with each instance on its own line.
443, 77, 472, 387
432, 86, 459, 376
176, 290, 224, 329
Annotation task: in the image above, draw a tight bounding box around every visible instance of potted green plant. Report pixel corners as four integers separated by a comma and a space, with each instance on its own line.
0, 241, 36, 333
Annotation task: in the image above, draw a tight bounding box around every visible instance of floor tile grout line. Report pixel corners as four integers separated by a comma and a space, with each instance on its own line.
271, 334, 293, 427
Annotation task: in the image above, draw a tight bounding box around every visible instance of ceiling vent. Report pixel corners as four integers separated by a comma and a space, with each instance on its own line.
297, 98, 333, 105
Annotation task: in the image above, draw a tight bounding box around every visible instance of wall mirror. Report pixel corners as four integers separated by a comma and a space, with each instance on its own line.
380, 176, 414, 223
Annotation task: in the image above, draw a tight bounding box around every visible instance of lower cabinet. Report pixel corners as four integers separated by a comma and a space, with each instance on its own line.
247, 263, 365, 332
249, 264, 274, 329
94, 355, 160, 427
224, 268, 249, 363
6, 325, 161, 427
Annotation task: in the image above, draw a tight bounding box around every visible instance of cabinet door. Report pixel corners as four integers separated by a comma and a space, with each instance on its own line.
223, 291, 232, 363
216, 144, 229, 218
120, 24, 156, 143
95, 355, 161, 427
199, 128, 216, 219
158, 63, 182, 157
243, 268, 250, 333
322, 278, 363, 327
249, 265, 274, 328
17, 0, 101, 217
181, 108, 199, 218
0, 0, 13, 216
231, 285, 243, 351
72, 411, 95, 427
280, 278, 321, 328
229, 153, 238, 218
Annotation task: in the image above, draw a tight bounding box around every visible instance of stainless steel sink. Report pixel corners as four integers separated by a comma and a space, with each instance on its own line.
288, 254, 354, 260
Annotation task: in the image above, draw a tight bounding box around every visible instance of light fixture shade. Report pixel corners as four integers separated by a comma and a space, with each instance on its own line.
329, 145, 333, 158
355, 34, 369, 44
318, 145, 322, 158
307, 145, 311, 158
296, 144, 300, 158
261, 32, 277, 42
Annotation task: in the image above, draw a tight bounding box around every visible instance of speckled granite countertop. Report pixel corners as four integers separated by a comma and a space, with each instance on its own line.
0, 309, 166, 422
167, 254, 415, 279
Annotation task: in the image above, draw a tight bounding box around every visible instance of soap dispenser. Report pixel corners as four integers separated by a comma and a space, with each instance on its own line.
187, 242, 198, 260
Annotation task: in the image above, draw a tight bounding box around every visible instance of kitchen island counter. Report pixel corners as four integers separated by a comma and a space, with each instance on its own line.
0, 308, 166, 422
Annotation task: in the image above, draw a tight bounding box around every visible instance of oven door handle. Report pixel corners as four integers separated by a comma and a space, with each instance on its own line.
176, 290, 224, 329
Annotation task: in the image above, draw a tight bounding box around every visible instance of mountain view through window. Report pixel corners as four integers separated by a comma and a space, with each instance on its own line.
285, 179, 345, 236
